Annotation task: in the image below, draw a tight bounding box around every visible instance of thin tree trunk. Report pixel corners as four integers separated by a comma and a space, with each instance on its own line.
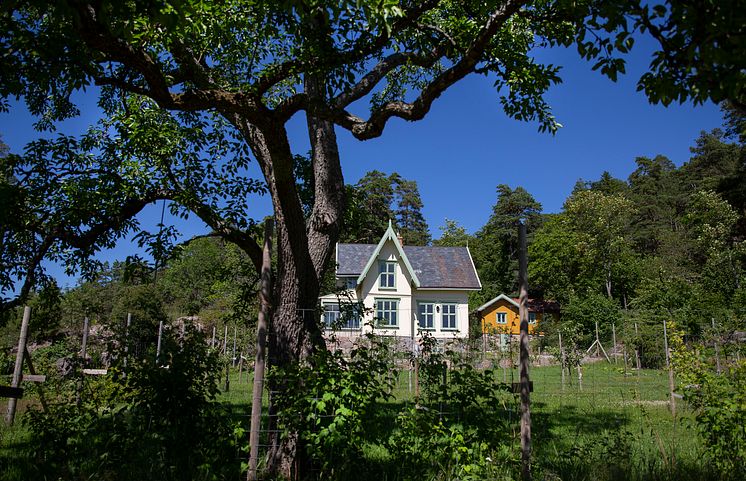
518, 223, 532, 481
248, 219, 273, 481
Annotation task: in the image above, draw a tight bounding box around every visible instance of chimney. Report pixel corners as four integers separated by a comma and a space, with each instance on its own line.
397, 233, 404, 246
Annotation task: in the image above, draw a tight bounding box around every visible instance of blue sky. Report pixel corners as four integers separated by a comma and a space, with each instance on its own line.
0, 40, 725, 289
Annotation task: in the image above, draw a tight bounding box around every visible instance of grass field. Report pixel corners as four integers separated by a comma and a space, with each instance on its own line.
214, 360, 714, 481
0, 360, 721, 481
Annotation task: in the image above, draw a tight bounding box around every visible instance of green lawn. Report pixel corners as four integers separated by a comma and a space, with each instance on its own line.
215, 360, 714, 481
0, 361, 719, 481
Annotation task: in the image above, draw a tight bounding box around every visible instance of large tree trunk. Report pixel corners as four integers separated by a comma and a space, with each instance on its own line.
232, 80, 345, 477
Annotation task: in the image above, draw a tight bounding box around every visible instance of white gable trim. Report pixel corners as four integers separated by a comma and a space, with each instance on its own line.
466, 246, 482, 289
476, 293, 520, 313
356, 221, 421, 288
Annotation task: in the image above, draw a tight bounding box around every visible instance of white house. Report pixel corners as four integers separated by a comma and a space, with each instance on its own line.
319, 222, 481, 339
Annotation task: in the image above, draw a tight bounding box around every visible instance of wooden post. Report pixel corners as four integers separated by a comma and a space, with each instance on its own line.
634, 322, 641, 369
712, 318, 721, 374
414, 357, 420, 399
622, 320, 629, 377
123, 313, 131, 373
156, 320, 163, 364
663, 321, 676, 417
559, 331, 565, 390
6, 306, 31, 425
233, 326, 237, 368
81, 316, 90, 361
223, 324, 228, 355
223, 324, 230, 391
76, 316, 90, 405
238, 352, 244, 383
22, 348, 48, 412
248, 219, 273, 481
518, 222, 532, 481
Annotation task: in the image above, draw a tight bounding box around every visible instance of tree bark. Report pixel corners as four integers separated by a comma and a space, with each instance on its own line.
229, 79, 346, 477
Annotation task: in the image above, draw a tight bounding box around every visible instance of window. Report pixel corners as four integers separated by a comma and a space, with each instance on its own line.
442, 304, 457, 330
376, 299, 398, 327
418, 302, 435, 329
323, 303, 340, 327
529, 312, 537, 325
379, 261, 396, 289
323, 303, 361, 329
345, 277, 357, 289
496, 312, 507, 324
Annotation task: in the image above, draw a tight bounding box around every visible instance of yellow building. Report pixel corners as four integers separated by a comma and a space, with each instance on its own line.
476, 294, 559, 337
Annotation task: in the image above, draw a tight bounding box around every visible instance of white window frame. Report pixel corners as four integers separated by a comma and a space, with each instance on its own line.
375, 298, 399, 328
379, 260, 396, 289
323, 303, 340, 328
323, 302, 361, 330
529, 312, 537, 325
441, 303, 457, 330
418, 302, 435, 330
496, 312, 507, 324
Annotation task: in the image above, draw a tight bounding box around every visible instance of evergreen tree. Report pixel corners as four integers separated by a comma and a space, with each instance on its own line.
472, 185, 542, 303
393, 176, 430, 245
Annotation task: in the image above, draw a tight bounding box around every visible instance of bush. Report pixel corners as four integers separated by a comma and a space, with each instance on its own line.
24, 323, 241, 481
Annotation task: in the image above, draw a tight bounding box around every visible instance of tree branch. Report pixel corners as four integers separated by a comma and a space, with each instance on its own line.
253, 0, 443, 96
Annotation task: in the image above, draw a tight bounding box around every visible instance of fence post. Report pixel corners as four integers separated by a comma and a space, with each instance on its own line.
518, 222, 532, 481
634, 322, 641, 369
559, 331, 565, 390
233, 326, 237, 368
156, 320, 163, 364
712, 318, 721, 374
663, 320, 676, 417
123, 313, 131, 373
6, 306, 31, 425
76, 316, 90, 405
248, 218, 273, 481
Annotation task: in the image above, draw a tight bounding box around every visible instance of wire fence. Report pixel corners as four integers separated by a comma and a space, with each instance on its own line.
8, 307, 743, 480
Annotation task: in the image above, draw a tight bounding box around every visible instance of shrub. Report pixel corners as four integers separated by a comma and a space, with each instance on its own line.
24, 323, 241, 481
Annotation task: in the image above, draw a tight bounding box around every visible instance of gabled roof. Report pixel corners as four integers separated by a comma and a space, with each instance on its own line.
356, 221, 421, 288
337, 223, 481, 290
476, 294, 519, 313
476, 294, 561, 314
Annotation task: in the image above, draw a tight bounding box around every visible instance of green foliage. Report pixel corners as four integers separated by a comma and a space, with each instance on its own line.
671, 325, 746, 476
343, 171, 430, 245
24, 323, 240, 481
471, 184, 542, 304
270, 334, 396, 478
433, 218, 471, 247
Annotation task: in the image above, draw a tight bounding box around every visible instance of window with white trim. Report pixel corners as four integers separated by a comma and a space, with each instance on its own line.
375, 299, 398, 327
441, 303, 457, 330
323, 303, 340, 327
379, 260, 396, 289
496, 312, 507, 324
323, 303, 361, 329
529, 312, 537, 325
418, 302, 435, 329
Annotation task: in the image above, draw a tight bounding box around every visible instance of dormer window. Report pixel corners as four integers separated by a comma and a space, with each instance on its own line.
379, 260, 396, 289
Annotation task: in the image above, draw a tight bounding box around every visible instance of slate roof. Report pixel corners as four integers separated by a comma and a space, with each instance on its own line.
337, 243, 481, 289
